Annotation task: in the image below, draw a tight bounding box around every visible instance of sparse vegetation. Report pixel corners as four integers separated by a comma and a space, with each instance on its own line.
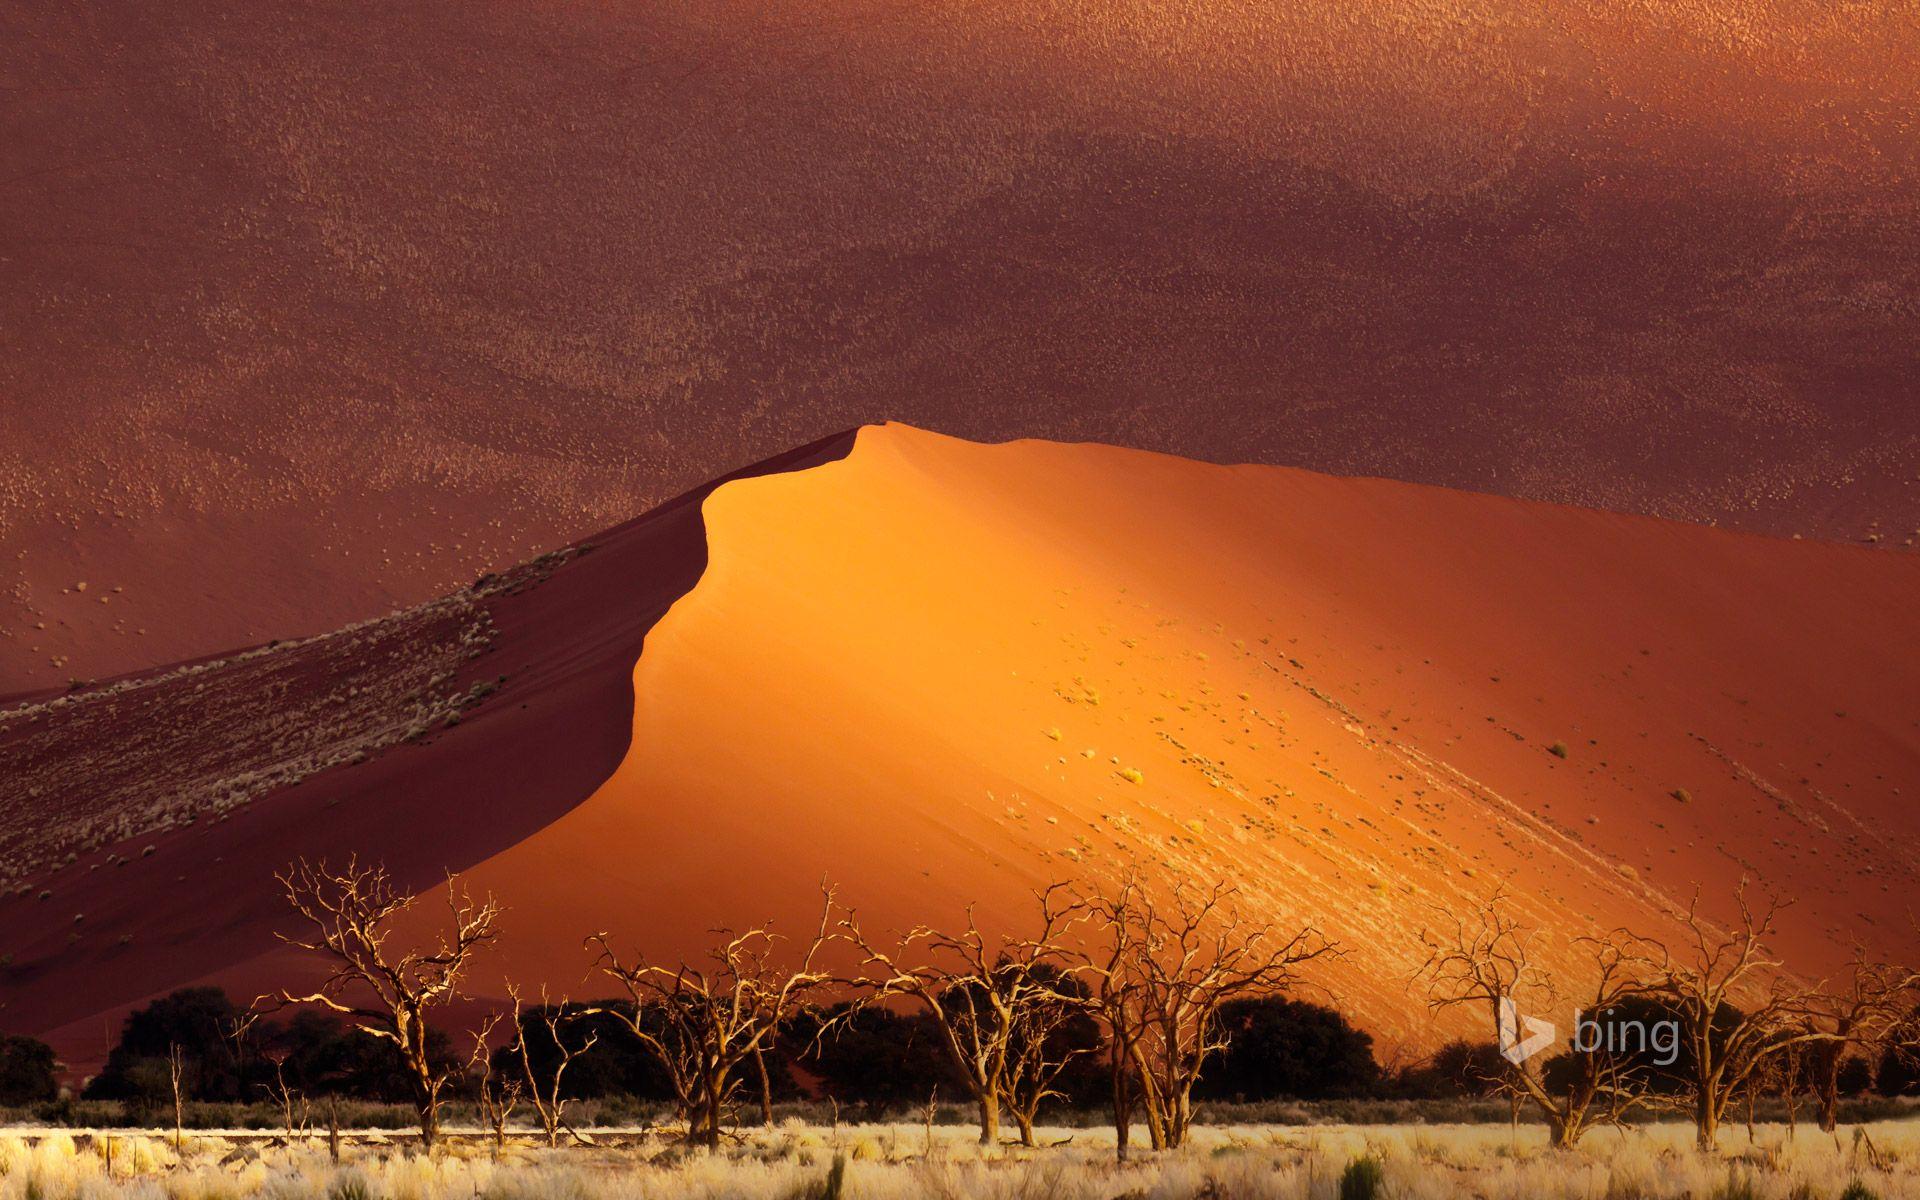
2, 1119, 1919, 1199
0, 1037, 58, 1106
6, 861, 1916, 1200
0, 552, 575, 894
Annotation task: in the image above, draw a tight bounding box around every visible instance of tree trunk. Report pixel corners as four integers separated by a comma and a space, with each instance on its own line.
1695, 1094, 1720, 1151
168, 1044, 185, 1153
698, 1088, 724, 1149
755, 1046, 775, 1129
405, 1018, 438, 1151
1816, 1052, 1841, 1134
416, 1095, 439, 1151
1125, 1043, 1167, 1151
1111, 1059, 1132, 1162
1012, 1106, 1036, 1148
975, 1089, 1001, 1145
1548, 1112, 1583, 1149
1165, 1086, 1193, 1149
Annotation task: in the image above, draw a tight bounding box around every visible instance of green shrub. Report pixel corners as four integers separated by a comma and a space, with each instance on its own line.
1548, 741, 1570, 759
1339, 1154, 1386, 1200
1840, 1182, 1880, 1200
0, 1036, 60, 1105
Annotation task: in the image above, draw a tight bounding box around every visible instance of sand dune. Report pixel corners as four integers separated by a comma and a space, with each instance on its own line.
0, 433, 856, 1064
6, 0, 1919, 690
4, 425, 1916, 1070
441, 425, 1920, 1053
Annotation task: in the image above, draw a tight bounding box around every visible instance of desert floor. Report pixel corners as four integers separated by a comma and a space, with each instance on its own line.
3, 1120, 1917, 1199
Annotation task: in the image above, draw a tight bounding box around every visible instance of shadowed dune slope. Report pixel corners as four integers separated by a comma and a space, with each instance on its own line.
0, 432, 856, 1067
9, 425, 1912, 1071
6, 0, 1920, 690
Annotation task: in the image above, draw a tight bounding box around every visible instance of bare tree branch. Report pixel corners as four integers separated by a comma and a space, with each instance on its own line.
259, 856, 500, 1150
588, 886, 837, 1148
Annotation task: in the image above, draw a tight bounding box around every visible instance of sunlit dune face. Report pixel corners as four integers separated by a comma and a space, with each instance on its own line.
445, 425, 1920, 1050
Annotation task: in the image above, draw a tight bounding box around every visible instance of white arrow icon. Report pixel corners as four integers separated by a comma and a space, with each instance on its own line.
1498, 995, 1556, 1064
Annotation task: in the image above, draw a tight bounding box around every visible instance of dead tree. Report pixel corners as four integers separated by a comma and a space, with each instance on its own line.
166, 1043, 186, 1152
588, 890, 836, 1149
1042, 875, 1148, 1160
263, 856, 501, 1150
1776, 1038, 1806, 1135
1000, 963, 1095, 1146
508, 984, 600, 1147
1118, 879, 1329, 1149
1796, 951, 1920, 1133
260, 1051, 308, 1141
840, 884, 1083, 1146
1419, 887, 1656, 1148
1616, 884, 1837, 1150
470, 1013, 522, 1149
1056, 876, 1330, 1151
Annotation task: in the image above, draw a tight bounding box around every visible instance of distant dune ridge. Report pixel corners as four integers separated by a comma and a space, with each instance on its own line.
3, 425, 1916, 1073
5, 0, 1920, 689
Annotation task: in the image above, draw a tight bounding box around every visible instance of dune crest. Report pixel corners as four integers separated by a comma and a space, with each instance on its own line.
6, 425, 1916, 1067
449, 424, 1920, 1052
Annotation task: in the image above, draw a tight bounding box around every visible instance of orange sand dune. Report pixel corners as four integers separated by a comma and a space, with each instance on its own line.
446, 426, 1920, 1053
8, 425, 1919, 1066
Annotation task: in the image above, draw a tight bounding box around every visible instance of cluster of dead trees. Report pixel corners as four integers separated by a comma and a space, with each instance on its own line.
1419, 883, 1920, 1151
257, 859, 1329, 1156
836, 876, 1332, 1155
251, 857, 1917, 1158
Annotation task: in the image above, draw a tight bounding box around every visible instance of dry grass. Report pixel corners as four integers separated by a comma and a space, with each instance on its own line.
2, 1120, 1915, 1199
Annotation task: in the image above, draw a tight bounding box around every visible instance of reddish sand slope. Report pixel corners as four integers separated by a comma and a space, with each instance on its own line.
6, 425, 1916, 1071
6, 0, 1920, 691
0, 433, 856, 1065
